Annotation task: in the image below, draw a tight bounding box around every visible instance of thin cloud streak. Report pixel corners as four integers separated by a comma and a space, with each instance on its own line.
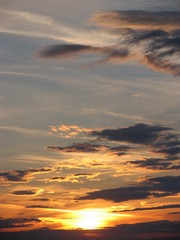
0, 9, 116, 46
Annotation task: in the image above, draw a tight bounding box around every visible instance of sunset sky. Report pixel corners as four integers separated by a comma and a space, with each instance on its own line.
0, 0, 180, 239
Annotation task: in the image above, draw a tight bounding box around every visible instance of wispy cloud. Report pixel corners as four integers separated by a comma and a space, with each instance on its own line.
0, 126, 45, 136
0, 9, 114, 45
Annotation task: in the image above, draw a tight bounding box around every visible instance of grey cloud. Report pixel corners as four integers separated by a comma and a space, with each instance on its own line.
77, 175, 180, 202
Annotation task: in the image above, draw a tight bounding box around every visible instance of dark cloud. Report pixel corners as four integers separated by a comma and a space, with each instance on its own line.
0, 221, 180, 240
38, 11, 180, 75
12, 190, 38, 195
113, 204, 180, 213
0, 168, 52, 183
91, 123, 171, 144
77, 175, 180, 202
0, 217, 40, 229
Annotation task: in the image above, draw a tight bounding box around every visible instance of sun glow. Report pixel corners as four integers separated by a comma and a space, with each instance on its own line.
75, 209, 107, 229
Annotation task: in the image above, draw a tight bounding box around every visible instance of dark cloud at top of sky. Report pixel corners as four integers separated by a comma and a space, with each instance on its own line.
0, 220, 179, 240
91, 123, 171, 144
77, 175, 180, 202
39, 11, 180, 75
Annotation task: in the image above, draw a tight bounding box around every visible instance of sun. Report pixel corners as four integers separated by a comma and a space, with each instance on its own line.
75, 209, 106, 230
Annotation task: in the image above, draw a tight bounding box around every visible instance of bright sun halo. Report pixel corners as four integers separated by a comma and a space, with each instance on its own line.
76, 209, 106, 230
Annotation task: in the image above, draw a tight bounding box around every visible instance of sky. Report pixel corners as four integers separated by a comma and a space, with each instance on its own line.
0, 0, 180, 239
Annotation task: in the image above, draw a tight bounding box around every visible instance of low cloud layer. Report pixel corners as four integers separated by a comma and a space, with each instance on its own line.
0, 220, 180, 240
